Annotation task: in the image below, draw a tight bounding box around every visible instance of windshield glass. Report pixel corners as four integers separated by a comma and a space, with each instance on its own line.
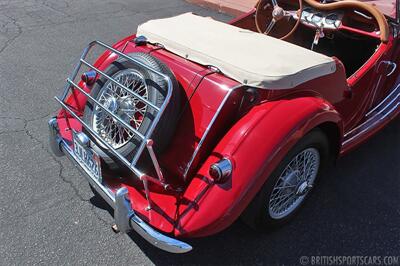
339, 0, 397, 19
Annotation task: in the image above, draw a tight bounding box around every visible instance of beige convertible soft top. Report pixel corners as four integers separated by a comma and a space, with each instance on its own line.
137, 13, 336, 89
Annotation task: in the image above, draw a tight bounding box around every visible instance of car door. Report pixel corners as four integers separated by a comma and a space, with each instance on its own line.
337, 41, 395, 132
367, 23, 400, 111
337, 1, 400, 132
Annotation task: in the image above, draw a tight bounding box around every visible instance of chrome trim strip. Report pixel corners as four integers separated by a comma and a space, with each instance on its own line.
49, 119, 192, 253
182, 87, 236, 179
366, 83, 400, 117
382, 102, 400, 120
343, 83, 400, 146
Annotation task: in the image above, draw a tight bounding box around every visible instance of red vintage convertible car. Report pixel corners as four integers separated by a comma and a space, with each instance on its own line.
49, 0, 399, 253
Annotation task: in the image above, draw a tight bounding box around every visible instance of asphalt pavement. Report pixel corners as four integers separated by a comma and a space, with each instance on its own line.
0, 0, 399, 265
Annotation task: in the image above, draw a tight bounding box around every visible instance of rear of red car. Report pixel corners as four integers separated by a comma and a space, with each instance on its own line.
48, 35, 251, 252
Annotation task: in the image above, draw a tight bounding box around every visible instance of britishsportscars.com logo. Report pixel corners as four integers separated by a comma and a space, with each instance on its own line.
299, 256, 400, 266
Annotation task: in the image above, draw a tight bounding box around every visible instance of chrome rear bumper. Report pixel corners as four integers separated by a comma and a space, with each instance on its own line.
48, 117, 192, 253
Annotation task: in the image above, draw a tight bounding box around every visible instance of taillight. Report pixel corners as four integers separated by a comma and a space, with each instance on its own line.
209, 158, 232, 183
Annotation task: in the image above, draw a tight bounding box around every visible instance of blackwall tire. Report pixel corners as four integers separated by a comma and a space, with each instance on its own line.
83, 52, 180, 171
241, 129, 331, 231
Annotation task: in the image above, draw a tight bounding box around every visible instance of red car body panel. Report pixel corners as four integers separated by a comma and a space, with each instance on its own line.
176, 97, 342, 237
56, 36, 244, 233
54, 7, 400, 239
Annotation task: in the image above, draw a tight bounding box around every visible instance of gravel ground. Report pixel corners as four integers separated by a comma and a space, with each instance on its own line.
0, 0, 399, 265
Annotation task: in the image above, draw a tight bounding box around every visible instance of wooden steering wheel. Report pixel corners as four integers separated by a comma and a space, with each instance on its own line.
255, 0, 303, 40
255, 0, 389, 43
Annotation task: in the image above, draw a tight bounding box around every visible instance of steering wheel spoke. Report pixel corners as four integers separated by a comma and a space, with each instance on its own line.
264, 19, 276, 34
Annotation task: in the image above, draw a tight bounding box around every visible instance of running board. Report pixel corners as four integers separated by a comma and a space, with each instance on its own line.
343, 83, 400, 147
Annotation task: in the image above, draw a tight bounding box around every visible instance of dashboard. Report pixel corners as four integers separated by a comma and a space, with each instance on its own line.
254, 0, 387, 43
297, 7, 344, 30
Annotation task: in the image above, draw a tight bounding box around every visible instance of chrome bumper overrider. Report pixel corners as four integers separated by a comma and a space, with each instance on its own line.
48, 117, 192, 253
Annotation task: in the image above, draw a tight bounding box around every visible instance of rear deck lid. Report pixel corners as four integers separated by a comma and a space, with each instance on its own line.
137, 13, 336, 89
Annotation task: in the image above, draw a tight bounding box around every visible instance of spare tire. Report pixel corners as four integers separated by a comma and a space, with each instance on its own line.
83, 52, 180, 171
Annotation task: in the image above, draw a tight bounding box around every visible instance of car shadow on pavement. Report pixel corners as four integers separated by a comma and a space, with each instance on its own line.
90, 194, 114, 217
104, 120, 400, 265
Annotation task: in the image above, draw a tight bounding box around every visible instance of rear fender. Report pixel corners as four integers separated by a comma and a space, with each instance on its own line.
175, 97, 343, 237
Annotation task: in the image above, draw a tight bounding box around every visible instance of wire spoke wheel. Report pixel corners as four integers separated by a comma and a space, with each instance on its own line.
268, 147, 320, 219
92, 69, 148, 149
83, 52, 181, 171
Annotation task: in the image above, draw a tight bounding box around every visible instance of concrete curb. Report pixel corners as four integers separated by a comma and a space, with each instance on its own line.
186, 0, 257, 16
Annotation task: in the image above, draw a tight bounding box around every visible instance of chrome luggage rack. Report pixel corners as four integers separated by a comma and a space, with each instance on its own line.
54, 40, 174, 209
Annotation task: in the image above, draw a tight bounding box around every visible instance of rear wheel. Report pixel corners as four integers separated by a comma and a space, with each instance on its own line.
241, 129, 330, 230
83, 53, 180, 171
